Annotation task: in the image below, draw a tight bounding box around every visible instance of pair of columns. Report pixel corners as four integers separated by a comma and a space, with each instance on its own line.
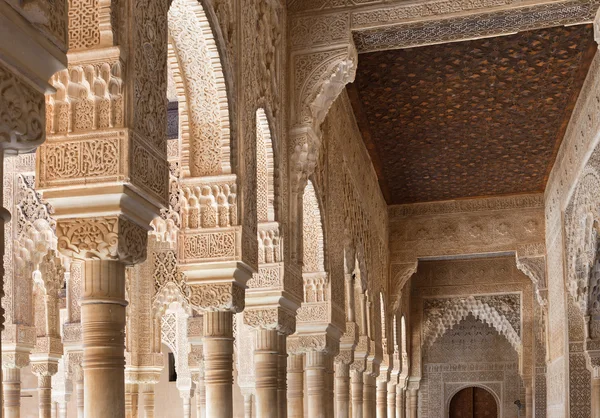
287, 351, 335, 418
333, 367, 414, 418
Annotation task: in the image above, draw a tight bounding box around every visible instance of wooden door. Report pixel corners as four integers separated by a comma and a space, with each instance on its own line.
449, 387, 498, 418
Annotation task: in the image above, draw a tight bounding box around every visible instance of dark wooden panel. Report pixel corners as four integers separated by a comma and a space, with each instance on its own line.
350, 25, 596, 204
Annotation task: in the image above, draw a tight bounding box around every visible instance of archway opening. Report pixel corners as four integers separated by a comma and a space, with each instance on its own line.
449, 387, 498, 418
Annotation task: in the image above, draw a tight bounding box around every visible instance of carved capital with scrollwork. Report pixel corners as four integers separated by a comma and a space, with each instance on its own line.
56, 216, 147, 264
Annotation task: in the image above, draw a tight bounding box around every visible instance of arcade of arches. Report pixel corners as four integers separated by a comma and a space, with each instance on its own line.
5, 0, 600, 417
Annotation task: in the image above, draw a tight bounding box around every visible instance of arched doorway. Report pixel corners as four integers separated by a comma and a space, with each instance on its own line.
449, 387, 498, 418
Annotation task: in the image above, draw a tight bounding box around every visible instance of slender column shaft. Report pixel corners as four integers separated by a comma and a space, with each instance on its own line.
277, 334, 287, 418
243, 393, 253, 418
196, 373, 206, 418
58, 401, 67, 418
351, 371, 364, 418
395, 386, 404, 418
76, 379, 84, 418
125, 384, 134, 418
287, 354, 304, 418
82, 260, 127, 418
3, 367, 21, 418
141, 384, 155, 418
376, 380, 387, 418
386, 382, 396, 418
37, 374, 53, 418
255, 329, 279, 418
306, 351, 331, 418
182, 395, 191, 418
203, 311, 234, 418
326, 361, 335, 418
363, 375, 376, 418
51, 403, 57, 418
407, 389, 417, 418
335, 363, 350, 418
593, 378, 600, 418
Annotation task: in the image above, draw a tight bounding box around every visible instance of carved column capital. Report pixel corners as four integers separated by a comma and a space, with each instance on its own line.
516, 244, 547, 305
31, 361, 59, 378
56, 216, 148, 264
243, 307, 296, 335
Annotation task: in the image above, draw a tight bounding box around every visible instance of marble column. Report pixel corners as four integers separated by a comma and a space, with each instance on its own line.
255, 329, 279, 418
36, 373, 53, 418
306, 351, 331, 418
407, 389, 417, 418
76, 378, 84, 418
363, 375, 376, 418
195, 373, 206, 418
287, 354, 304, 418
81, 260, 127, 418
243, 392, 254, 418
376, 380, 387, 418
277, 334, 287, 418
125, 383, 137, 418
141, 383, 155, 418
3, 367, 21, 418
593, 377, 600, 418
386, 382, 396, 418
181, 394, 191, 418
203, 311, 234, 418
351, 370, 364, 418
335, 363, 350, 418
395, 386, 404, 418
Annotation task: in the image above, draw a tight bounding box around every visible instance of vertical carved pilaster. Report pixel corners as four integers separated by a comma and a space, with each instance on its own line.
203, 311, 234, 418
287, 354, 304, 418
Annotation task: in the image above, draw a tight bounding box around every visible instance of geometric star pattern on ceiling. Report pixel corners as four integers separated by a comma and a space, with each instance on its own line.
350, 24, 596, 204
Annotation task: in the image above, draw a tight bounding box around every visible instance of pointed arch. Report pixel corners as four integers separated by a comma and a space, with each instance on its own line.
256, 108, 275, 223
168, 0, 231, 178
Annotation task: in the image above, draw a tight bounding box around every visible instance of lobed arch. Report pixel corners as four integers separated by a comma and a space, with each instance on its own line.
167, 0, 231, 178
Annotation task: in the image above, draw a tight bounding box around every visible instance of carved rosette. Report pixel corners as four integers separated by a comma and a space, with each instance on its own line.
56, 216, 147, 264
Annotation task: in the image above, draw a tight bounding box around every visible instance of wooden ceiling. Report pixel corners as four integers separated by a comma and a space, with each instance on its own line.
349, 24, 596, 205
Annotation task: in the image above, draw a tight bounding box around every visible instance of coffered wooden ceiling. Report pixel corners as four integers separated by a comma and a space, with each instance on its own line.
349, 25, 596, 205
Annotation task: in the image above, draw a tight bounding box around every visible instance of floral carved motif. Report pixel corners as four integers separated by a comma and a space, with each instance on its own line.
56, 216, 147, 264
0, 63, 45, 153
189, 283, 245, 313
